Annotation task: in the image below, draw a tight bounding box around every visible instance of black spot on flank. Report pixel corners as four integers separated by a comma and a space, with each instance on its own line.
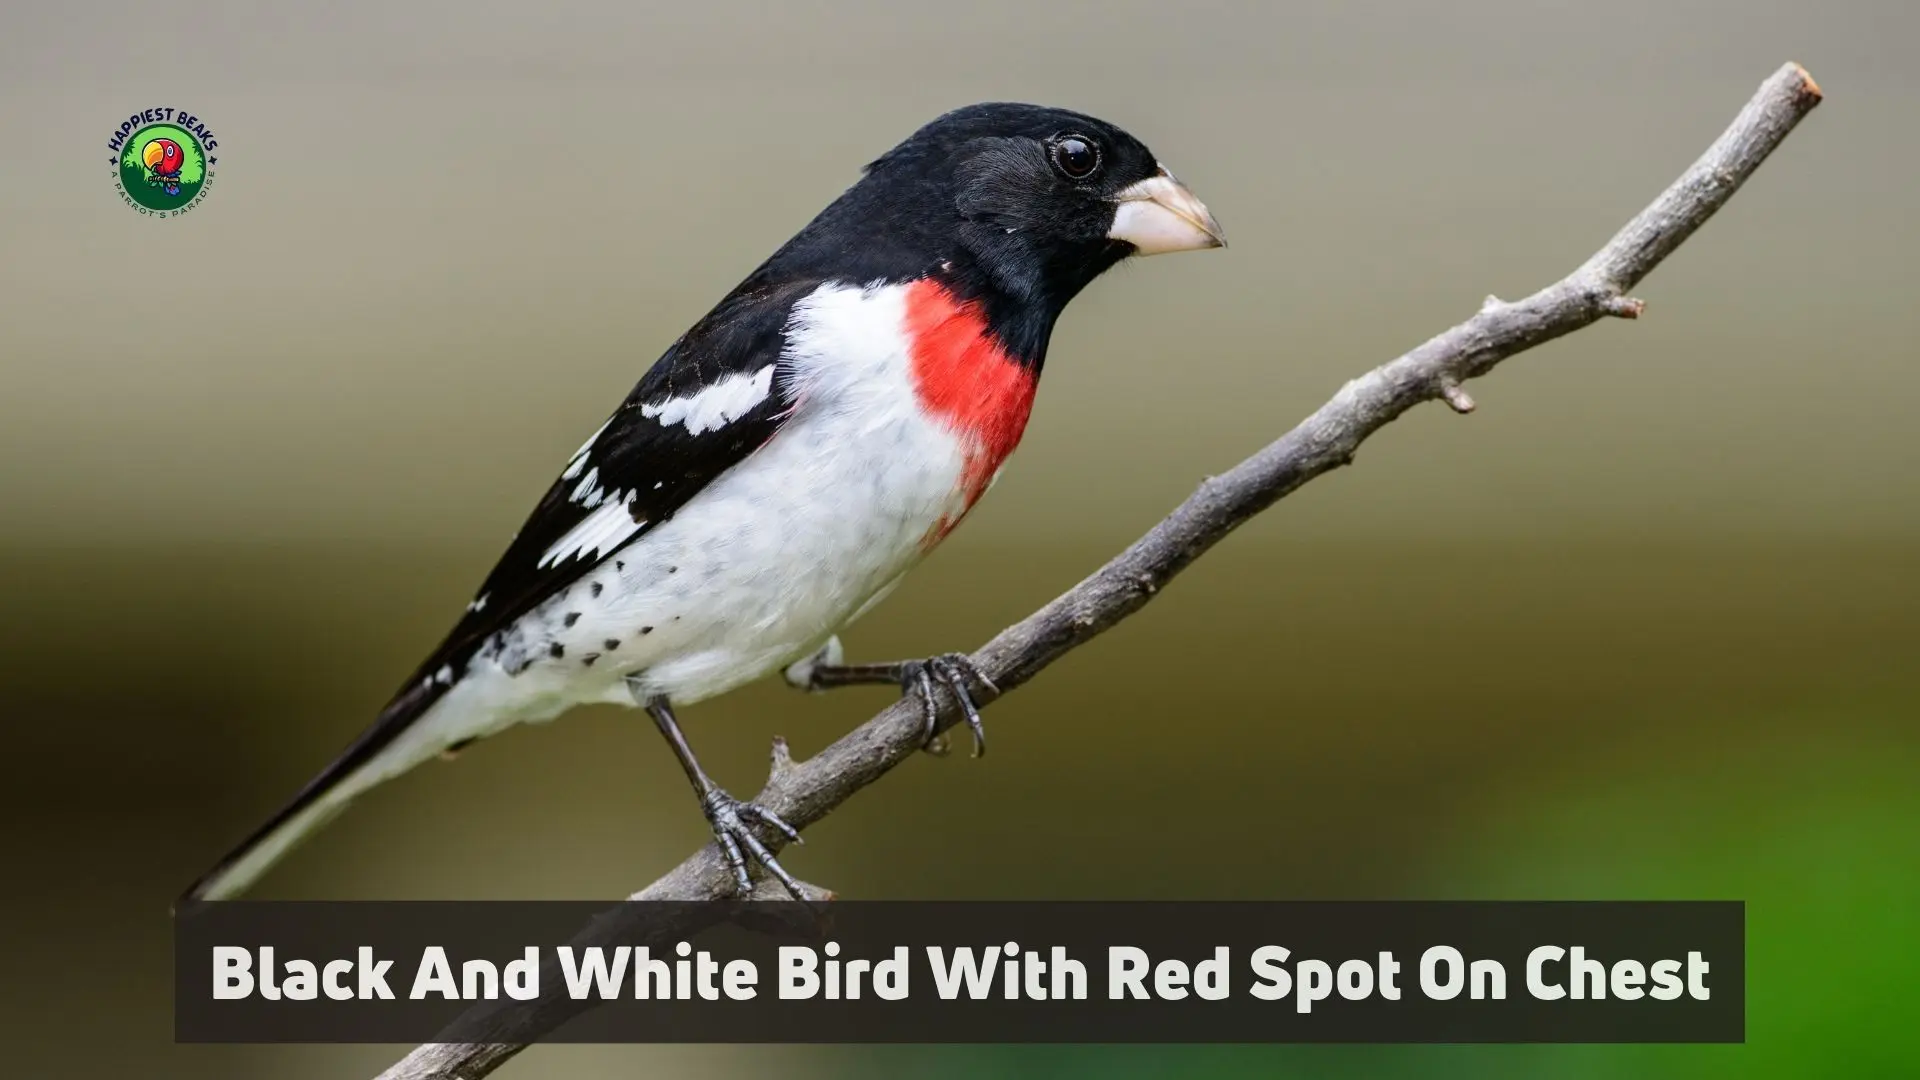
669, 566, 678, 574
563, 612, 581, 627
549, 642, 565, 659
605, 639, 621, 651
590, 582, 603, 597
616, 561, 625, 571
581, 653, 600, 667
641, 626, 653, 635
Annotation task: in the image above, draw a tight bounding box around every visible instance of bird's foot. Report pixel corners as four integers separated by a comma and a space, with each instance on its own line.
897, 653, 995, 758
700, 786, 806, 900
789, 643, 997, 757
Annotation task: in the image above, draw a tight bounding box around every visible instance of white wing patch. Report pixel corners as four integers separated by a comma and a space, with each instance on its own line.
568, 466, 601, 504
535, 366, 772, 572
640, 365, 776, 436
539, 496, 645, 568
567, 467, 619, 511
560, 417, 613, 481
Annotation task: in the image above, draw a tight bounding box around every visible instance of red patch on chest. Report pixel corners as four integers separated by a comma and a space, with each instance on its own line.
902, 280, 1038, 541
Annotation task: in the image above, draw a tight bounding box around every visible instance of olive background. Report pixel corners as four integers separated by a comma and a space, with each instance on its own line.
2, 1, 1915, 1077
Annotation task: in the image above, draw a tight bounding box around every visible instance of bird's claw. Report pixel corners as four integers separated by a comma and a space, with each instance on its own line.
699, 787, 805, 900
900, 653, 995, 757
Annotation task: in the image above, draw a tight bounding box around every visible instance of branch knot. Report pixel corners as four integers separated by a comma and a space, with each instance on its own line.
1600, 295, 1646, 319
1438, 378, 1477, 414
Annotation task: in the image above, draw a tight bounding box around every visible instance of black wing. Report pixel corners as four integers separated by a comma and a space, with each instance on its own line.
400, 277, 817, 694
179, 278, 818, 905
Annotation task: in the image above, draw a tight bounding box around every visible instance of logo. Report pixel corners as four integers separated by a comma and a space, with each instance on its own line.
108, 107, 218, 217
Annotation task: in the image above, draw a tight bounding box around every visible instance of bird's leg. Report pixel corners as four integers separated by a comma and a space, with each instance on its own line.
639, 691, 806, 900
785, 639, 995, 757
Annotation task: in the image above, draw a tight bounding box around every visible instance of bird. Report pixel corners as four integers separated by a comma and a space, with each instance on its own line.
180, 102, 1224, 906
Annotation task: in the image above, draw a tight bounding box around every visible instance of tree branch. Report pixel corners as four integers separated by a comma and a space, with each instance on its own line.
377, 62, 1821, 1080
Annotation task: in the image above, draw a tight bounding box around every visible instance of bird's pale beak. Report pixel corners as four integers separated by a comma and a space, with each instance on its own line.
1107, 166, 1226, 255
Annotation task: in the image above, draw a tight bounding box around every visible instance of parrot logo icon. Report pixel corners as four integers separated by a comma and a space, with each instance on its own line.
144, 137, 185, 195
107, 108, 219, 217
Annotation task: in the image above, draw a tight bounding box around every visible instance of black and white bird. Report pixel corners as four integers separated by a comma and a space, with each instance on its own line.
181, 103, 1223, 905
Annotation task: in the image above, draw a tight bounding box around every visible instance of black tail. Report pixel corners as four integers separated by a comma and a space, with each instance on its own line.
176, 678, 450, 909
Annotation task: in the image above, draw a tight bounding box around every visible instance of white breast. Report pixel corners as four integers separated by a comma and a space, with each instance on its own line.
465, 280, 974, 718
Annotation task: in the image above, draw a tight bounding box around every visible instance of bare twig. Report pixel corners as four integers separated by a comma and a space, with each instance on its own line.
378, 62, 1820, 1079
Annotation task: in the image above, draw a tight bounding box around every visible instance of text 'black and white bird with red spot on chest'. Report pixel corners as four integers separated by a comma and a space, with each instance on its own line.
182, 104, 1224, 905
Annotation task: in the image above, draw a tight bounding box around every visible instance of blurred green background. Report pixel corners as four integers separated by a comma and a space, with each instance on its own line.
3, 1, 1915, 1077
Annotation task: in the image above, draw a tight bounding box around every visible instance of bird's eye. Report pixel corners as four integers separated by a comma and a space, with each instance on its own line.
1049, 135, 1101, 181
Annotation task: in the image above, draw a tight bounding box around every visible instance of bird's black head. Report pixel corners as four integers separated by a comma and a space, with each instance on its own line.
763, 103, 1224, 364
